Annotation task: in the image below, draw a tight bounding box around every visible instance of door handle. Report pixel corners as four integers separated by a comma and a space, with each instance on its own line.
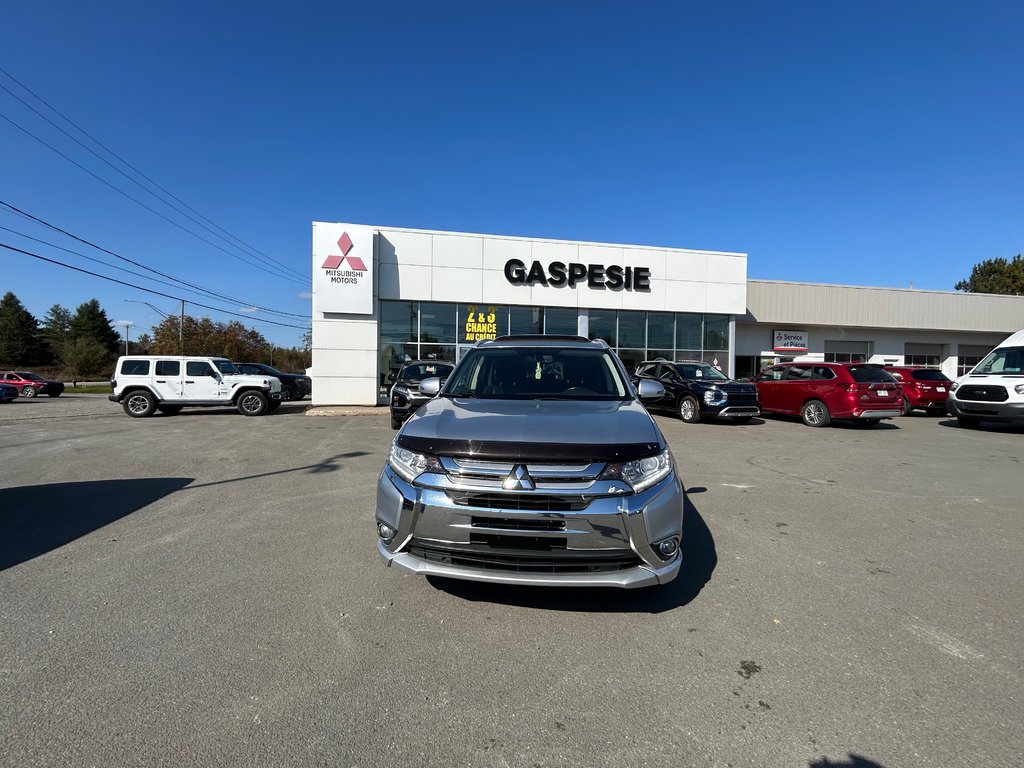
185, 380, 195, 383
156, 379, 166, 383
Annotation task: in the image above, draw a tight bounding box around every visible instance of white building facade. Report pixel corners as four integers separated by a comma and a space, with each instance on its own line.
311, 221, 1024, 405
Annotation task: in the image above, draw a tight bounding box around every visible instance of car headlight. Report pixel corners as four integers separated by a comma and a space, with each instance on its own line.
388, 443, 443, 483
949, 381, 959, 392
1015, 384, 1024, 395
600, 448, 673, 492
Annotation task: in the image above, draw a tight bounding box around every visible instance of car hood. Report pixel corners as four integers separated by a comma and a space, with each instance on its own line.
396, 396, 664, 462
223, 374, 281, 390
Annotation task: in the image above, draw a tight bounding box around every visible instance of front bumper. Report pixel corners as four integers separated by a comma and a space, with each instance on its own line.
947, 398, 1024, 423
375, 465, 684, 588
390, 396, 432, 421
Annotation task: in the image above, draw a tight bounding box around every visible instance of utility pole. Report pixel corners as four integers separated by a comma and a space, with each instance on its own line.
180, 299, 185, 355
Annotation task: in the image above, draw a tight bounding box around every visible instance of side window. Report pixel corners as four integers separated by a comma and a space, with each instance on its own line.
186, 361, 214, 377
636, 363, 655, 377
758, 367, 784, 382
812, 366, 836, 380
658, 365, 675, 381
155, 360, 180, 376
786, 366, 814, 381
120, 360, 150, 376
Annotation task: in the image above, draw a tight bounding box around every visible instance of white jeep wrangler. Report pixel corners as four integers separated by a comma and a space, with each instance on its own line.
109, 356, 283, 417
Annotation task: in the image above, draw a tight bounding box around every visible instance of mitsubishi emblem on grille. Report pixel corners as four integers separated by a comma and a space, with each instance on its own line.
502, 464, 536, 491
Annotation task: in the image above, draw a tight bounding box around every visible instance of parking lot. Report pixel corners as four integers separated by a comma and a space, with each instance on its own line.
1, 394, 1021, 768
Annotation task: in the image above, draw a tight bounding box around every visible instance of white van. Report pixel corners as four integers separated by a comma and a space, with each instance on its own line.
947, 329, 1024, 427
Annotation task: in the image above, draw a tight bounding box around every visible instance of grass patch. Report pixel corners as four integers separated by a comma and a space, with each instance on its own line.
66, 385, 114, 394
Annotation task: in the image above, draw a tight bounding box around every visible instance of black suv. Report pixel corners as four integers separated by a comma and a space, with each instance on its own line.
237, 363, 311, 400
634, 360, 760, 423
389, 360, 454, 429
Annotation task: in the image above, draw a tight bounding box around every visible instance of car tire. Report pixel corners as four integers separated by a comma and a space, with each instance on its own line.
237, 390, 268, 416
678, 395, 701, 424
903, 395, 913, 415
957, 415, 980, 428
157, 404, 183, 415
391, 415, 401, 430
47, 392, 61, 398
123, 390, 156, 418
281, 387, 295, 401
801, 399, 831, 427
22, 386, 37, 398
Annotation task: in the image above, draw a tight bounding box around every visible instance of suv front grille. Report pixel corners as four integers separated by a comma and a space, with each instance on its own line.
471, 516, 566, 531
447, 491, 590, 511
408, 540, 641, 573
958, 385, 1008, 402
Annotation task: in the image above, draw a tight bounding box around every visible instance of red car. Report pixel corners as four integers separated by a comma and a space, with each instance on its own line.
0, 371, 65, 398
883, 366, 951, 415
754, 362, 903, 427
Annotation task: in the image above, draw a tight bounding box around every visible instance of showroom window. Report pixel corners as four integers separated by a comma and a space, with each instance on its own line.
824, 340, 871, 363
958, 345, 992, 376
905, 343, 942, 367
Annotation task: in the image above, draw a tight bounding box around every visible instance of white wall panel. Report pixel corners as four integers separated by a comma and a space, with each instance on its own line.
531, 240, 579, 267
665, 281, 707, 312
432, 234, 484, 269
313, 376, 377, 406
432, 266, 483, 303
705, 282, 747, 314
483, 238, 531, 270
378, 230, 432, 266
664, 251, 708, 283
707, 254, 747, 284
379, 263, 432, 301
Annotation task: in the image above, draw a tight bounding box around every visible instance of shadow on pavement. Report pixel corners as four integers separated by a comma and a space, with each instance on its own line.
427, 490, 717, 614
936, 417, 1024, 434
810, 754, 887, 767
0, 478, 193, 570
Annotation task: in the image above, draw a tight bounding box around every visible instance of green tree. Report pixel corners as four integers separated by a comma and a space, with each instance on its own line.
68, 299, 120, 355
41, 304, 73, 363
954, 255, 1024, 295
150, 315, 270, 359
0, 291, 47, 366
62, 337, 113, 383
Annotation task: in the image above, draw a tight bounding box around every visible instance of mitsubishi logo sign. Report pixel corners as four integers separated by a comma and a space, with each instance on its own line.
502, 465, 536, 491
312, 223, 374, 315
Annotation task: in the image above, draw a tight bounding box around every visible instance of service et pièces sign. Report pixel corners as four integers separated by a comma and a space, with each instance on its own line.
773, 329, 808, 353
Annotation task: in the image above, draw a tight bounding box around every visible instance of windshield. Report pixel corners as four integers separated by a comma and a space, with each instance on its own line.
16, 372, 44, 380
911, 369, 951, 382
673, 363, 728, 381
443, 347, 629, 400
213, 360, 241, 375
848, 366, 896, 383
259, 364, 282, 375
972, 346, 1024, 375
399, 363, 453, 382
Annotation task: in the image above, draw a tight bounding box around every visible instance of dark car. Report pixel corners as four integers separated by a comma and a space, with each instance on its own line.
754, 362, 903, 427
633, 360, 760, 423
236, 363, 311, 400
0, 383, 17, 403
389, 360, 454, 429
883, 366, 951, 415
1, 371, 65, 398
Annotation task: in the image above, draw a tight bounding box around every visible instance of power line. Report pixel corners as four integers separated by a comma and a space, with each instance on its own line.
0, 78, 308, 283
0, 65, 308, 282
1, 241, 310, 330
0, 200, 309, 319
0, 108, 308, 286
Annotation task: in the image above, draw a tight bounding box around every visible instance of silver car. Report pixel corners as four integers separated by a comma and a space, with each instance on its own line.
375, 336, 684, 588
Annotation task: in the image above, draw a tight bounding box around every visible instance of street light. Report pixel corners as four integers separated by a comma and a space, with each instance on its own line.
116, 320, 134, 355
125, 298, 185, 354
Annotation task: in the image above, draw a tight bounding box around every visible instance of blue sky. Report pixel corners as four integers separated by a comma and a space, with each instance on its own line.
2, 1, 1021, 347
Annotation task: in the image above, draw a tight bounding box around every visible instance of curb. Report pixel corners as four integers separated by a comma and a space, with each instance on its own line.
304, 406, 388, 417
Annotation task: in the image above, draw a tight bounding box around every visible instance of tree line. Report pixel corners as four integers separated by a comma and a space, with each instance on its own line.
0, 291, 311, 381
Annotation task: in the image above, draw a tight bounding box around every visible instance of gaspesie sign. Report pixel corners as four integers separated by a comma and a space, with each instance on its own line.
504, 259, 651, 291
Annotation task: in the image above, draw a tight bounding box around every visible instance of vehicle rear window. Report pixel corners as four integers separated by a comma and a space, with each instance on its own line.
155, 360, 180, 376
848, 366, 896, 383
911, 369, 950, 382
120, 360, 150, 376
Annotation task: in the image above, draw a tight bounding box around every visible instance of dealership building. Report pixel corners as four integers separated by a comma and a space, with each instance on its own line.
310, 221, 1024, 405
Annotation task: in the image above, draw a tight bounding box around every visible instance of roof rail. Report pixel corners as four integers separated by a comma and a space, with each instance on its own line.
490, 334, 593, 343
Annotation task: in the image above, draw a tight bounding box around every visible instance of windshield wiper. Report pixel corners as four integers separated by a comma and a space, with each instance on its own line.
444, 390, 480, 398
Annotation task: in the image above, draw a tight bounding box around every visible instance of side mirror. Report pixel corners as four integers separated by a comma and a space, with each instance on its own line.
637, 378, 665, 401
387, 372, 396, 382
209, 370, 219, 378
419, 377, 441, 396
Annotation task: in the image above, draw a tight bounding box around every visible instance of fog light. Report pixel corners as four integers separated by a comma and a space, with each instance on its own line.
657, 537, 679, 557
377, 522, 397, 540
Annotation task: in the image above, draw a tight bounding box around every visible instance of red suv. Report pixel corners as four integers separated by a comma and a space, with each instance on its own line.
754, 362, 904, 427
883, 366, 951, 415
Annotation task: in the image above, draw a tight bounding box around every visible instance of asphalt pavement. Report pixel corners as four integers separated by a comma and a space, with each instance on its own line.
1, 394, 1021, 767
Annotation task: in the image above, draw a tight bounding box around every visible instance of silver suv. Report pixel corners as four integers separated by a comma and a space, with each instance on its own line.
109, 356, 283, 417
375, 336, 684, 588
